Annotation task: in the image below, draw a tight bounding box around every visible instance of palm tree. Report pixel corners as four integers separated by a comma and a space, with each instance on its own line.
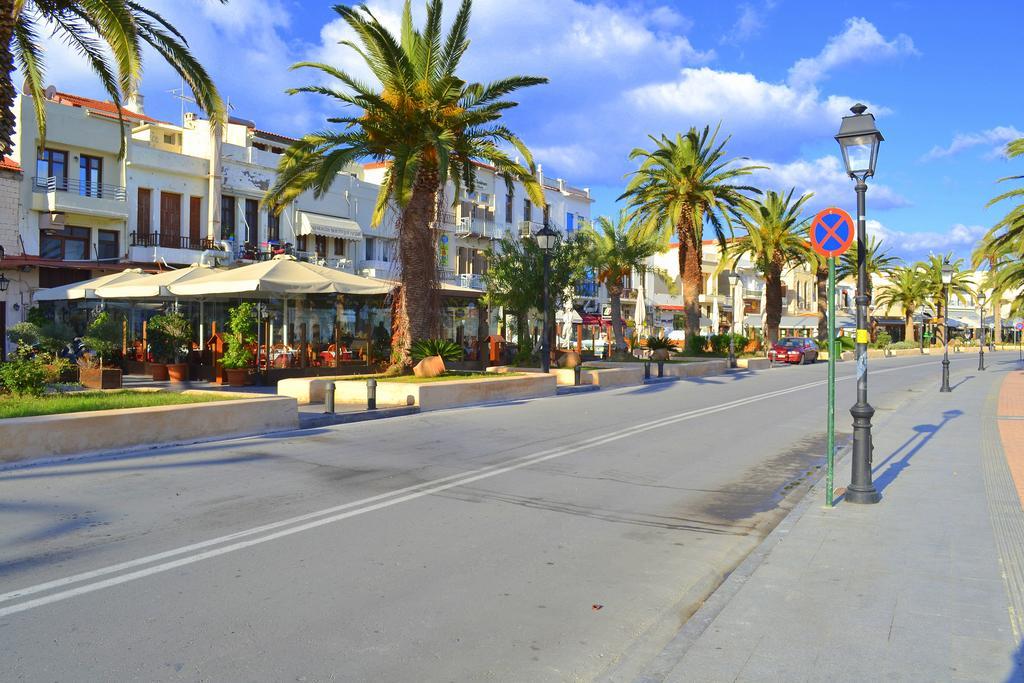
874, 266, 929, 342
723, 189, 814, 344
582, 212, 672, 356
265, 0, 546, 368
918, 253, 973, 341
977, 136, 1024, 340
0, 0, 225, 156
972, 241, 1009, 342
836, 235, 900, 301
982, 138, 1024, 256
620, 125, 762, 339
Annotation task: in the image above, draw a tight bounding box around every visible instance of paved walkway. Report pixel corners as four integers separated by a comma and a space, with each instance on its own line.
646, 359, 1024, 682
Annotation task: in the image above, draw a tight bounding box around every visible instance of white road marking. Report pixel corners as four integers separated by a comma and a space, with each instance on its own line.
0, 358, 946, 618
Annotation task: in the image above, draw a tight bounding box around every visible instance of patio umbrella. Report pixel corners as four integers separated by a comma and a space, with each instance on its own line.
167, 256, 392, 297
93, 264, 220, 299
33, 269, 147, 302
634, 275, 647, 332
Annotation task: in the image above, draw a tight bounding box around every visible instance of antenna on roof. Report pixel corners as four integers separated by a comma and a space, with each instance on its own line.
167, 76, 196, 127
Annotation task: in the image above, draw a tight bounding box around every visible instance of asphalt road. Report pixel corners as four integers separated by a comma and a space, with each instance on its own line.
0, 352, 1004, 681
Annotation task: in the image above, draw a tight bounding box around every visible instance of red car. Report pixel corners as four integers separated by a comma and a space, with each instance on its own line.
769, 337, 819, 364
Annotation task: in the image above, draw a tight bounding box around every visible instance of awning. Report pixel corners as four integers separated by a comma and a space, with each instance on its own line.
33, 269, 147, 301
168, 257, 391, 296
296, 211, 363, 240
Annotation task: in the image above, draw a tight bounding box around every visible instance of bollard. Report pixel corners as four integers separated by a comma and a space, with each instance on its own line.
367, 378, 377, 410
657, 360, 665, 378
574, 365, 582, 386
644, 360, 651, 380
324, 381, 336, 414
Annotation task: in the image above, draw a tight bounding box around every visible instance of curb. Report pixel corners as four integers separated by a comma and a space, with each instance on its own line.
299, 405, 420, 428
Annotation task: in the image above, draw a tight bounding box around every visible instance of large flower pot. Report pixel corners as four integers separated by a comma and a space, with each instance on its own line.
166, 363, 189, 382
149, 363, 170, 381
225, 368, 248, 387
80, 367, 122, 390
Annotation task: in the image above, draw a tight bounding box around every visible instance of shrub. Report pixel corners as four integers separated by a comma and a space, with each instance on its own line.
410, 338, 464, 363
37, 320, 76, 355
513, 337, 534, 366
7, 322, 40, 356
646, 335, 674, 352
148, 312, 193, 364
84, 311, 124, 366
0, 357, 50, 396
873, 331, 892, 349
220, 304, 257, 370
838, 335, 856, 350
888, 340, 918, 350
685, 334, 707, 355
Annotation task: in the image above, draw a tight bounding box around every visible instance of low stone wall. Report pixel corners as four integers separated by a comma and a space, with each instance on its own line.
592, 359, 729, 379
737, 358, 772, 370
326, 373, 557, 411
548, 366, 644, 388
0, 392, 299, 464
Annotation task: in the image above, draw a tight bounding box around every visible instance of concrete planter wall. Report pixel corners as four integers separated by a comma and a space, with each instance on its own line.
592, 359, 729, 378
549, 366, 644, 388
321, 373, 557, 411
737, 358, 772, 370
0, 392, 298, 465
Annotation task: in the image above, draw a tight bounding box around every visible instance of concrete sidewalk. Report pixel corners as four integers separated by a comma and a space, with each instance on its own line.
646, 360, 1024, 682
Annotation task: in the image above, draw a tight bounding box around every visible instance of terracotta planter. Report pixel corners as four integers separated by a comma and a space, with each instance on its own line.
80, 367, 122, 390
166, 363, 189, 382
149, 363, 170, 381
225, 368, 248, 387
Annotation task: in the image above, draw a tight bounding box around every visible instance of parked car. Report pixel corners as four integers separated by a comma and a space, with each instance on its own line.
769, 337, 819, 364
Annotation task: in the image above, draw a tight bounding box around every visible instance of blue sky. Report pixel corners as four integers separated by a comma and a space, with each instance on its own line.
41, 0, 1024, 263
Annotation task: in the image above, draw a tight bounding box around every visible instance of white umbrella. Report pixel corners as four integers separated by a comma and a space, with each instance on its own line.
168, 256, 392, 297
633, 274, 647, 331
33, 269, 146, 302
94, 264, 219, 298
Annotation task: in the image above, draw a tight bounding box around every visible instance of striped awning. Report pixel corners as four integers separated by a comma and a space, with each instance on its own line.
296, 211, 363, 240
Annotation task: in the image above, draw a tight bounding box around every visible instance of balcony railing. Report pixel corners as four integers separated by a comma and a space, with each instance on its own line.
130, 231, 218, 251
34, 176, 127, 201
575, 281, 600, 298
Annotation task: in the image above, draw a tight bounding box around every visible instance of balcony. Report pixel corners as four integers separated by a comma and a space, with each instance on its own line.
454, 273, 485, 290
621, 288, 638, 300
699, 293, 727, 305
32, 176, 128, 220
575, 281, 600, 298
127, 231, 223, 266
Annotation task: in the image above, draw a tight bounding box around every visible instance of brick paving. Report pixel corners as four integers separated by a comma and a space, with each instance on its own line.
998, 370, 1024, 505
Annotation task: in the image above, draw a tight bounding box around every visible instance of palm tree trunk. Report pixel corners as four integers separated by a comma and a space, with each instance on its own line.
607, 284, 625, 356
392, 166, 440, 369
993, 294, 1002, 344
905, 311, 914, 342
0, 1, 17, 157
765, 265, 783, 344
677, 215, 703, 339
815, 265, 828, 342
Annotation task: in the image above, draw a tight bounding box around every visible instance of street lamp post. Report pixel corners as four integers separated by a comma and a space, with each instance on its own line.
727, 271, 739, 368
835, 103, 883, 505
535, 224, 558, 374
940, 263, 953, 392
978, 291, 986, 371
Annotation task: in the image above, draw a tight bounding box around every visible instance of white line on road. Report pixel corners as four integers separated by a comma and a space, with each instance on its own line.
0, 358, 947, 618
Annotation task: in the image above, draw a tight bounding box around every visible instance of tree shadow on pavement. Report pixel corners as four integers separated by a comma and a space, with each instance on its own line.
871, 409, 963, 494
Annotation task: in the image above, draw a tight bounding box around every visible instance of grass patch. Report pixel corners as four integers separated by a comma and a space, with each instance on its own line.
0, 390, 237, 420
341, 371, 523, 384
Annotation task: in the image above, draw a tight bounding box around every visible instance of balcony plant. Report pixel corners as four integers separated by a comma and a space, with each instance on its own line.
220, 303, 257, 387
148, 312, 193, 382
80, 311, 124, 389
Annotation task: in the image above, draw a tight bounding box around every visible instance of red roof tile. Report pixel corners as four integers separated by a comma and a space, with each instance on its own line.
52, 91, 163, 124
0, 157, 21, 171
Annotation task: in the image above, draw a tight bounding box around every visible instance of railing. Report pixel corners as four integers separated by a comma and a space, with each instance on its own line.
575, 281, 600, 298
621, 288, 638, 300
129, 231, 217, 251
456, 273, 485, 290
34, 176, 127, 201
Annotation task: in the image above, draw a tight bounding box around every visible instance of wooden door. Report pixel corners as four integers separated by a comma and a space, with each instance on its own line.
189, 196, 202, 246
160, 192, 182, 245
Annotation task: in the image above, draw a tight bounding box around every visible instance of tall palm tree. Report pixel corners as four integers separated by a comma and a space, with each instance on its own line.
0, 0, 225, 156
582, 212, 672, 355
982, 137, 1024, 256
836, 235, 900, 301
972, 241, 1009, 342
874, 266, 929, 342
918, 253, 973, 341
723, 189, 814, 344
620, 125, 762, 339
265, 0, 546, 368
977, 136, 1024, 339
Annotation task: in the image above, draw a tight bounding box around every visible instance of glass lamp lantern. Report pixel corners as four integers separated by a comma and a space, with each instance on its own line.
534, 225, 558, 252
835, 103, 884, 178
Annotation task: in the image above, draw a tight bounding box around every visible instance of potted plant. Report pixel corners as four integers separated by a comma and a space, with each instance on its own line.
148, 312, 193, 382
81, 311, 124, 389
221, 303, 257, 386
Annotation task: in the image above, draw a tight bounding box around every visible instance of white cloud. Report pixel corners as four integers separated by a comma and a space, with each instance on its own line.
866, 219, 986, 261
921, 126, 1023, 161
721, 3, 765, 45
749, 155, 910, 212
788, 17, 917, 89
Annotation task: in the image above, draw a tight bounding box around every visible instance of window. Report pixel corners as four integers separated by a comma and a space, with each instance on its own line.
523, 199, 531, 222
315, 235, 328, 257
160, 192, 182, 239
382, 240, 391, 262
189, 196, 202, 245
296, 234, 308, 252
244, 198, 259, 246
97, 230, 119, 260
565, 212, 574, 234
505, 193, 513, 223
40, 226, 89, 261
221, 195, 235, 240
163, 133, 177, 145
334, 238, 345, 256
37, 149, 68, 189
267, 211, 280, 242
79, 155, 102, 197
137, 188, 152, 237
365, 237, 375, 261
